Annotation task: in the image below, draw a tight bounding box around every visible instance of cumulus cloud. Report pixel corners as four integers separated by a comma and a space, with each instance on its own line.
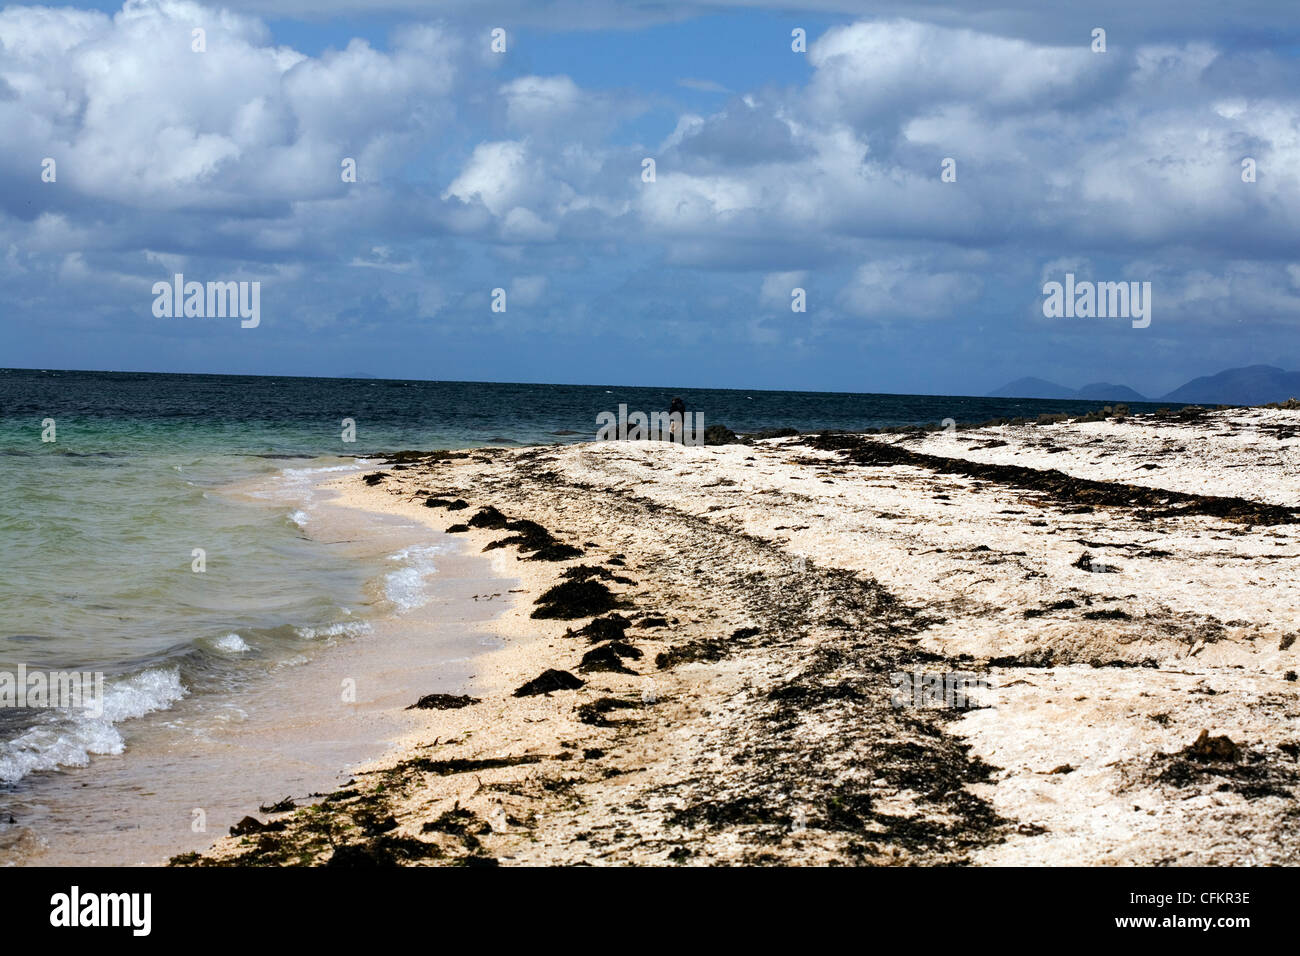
0, 1, 461, 216
840, 257, 983, 319
760, 271, 808, 310
2, 3, 1299, 387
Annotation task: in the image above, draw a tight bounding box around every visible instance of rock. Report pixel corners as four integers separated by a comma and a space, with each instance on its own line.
703, 424, 739, 445
745, 427, 800, 441
1186, 730, 1239, 762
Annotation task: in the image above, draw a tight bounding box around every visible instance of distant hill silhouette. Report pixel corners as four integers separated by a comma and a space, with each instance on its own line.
985, 377, 1079, 400
988, 365, 1300, 405
987, 377, 1144, 401
1075, 382, 1147, 402
1159, 365, 1300, 405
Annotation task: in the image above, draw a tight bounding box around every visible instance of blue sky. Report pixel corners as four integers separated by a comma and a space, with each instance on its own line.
2, 0, 1299, 396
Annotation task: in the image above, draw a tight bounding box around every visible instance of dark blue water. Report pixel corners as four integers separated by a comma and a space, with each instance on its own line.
0, 368, 1172, 453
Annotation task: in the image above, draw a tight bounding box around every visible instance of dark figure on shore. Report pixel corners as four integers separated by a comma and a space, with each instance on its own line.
668, 396, 686, 442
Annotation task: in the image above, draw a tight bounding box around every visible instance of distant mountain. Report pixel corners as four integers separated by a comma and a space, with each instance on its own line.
986, 377, 1144, 401
986, 377, 1078, 400
1074, 382, 1147, 402
1160, 365, 1300, 405
987, 365, 1300, 406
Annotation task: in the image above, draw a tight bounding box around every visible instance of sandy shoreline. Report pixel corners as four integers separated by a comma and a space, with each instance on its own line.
181, 405, 1300, 866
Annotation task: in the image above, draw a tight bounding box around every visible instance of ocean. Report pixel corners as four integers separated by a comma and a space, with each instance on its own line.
0, 368, 1174, 862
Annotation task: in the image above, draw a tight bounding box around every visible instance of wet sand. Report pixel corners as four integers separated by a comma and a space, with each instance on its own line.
185, 406, 1300, 866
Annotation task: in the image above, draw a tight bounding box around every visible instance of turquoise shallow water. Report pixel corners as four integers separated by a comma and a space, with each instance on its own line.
0, 367, 1175, 787
0, 437, 378, 783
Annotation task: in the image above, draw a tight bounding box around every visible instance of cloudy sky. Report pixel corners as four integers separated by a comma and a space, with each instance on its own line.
3, 0, 1298, 396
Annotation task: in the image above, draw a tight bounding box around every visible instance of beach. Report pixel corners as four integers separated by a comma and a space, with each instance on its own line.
181, 404, 1300, 866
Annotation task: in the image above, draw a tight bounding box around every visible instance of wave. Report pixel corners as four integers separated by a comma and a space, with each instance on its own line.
384, 545, 444, 612
294, 621, 371, 640
0, 667, 187, 784
212, 633, 251, 654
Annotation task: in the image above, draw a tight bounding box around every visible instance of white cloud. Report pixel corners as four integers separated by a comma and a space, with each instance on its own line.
2, 5, 1299, 352
509, 274, 547, 305
443, 141, 531, 216
840, 257, 982, 319
760, 271, 808, 309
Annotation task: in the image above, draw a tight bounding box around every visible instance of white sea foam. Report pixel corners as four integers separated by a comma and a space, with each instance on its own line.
0, 667, 187, 784
384, 544, 444, 612
294, 621, 372, 640
289, 509, 310, 528
213, 633, 250, 653
279, 464, 360, 480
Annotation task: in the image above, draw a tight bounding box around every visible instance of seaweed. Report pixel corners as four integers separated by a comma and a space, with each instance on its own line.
531, 579, 619, 619
561, 564, 635, 585
805, 432, 1300, 525
397, 755, 544, 775
467, 506, 510, 529
326, 835, 441, 866
578, 643, 640, 674
1082, 607, 1131, 620
527, 543, 585, 561
425, 497, 469, 511
1145, 734, 1300, 800
565, 613, 631, 643
513, 669, 585, 696
230, 815, 286, 836
656, 638, 728, 669
987, 649, 1056, 668
576, 697, 639, 726
406, 693, 481, 711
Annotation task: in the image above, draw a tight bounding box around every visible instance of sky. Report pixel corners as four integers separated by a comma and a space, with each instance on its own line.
2, 0, 1299, 397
